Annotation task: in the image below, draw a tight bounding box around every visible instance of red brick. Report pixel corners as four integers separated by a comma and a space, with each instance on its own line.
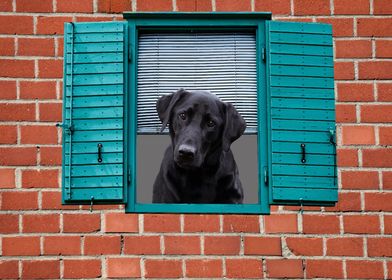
223, 215, 260, 233
204, 236, 241, 255
344, 215, 380, 234
0, 169, 15, 189
326, 237, 363, 256
383, 171, 392, 190
22, 169, 58, 189
57, 0, 93, 13
336, 104, 356, 123
336, 39, 372, 59
388, 262, 392, 280
362, 105, 392, 123
0, 214, 18, 233
2, 236, 40, 256
216, 0, 251, 11
23, 214, 60, 233
177, 0, 212, 11
0, 103, 35, 121
365, 192, 392, 211
0, 0, 12, 11
346, 260, 384, 279
105, 213, 138, 232
226, 259, 263, 279
358, 18, 392, 37
359, 61, 392, 80
22, 260, 60, 279
76, 16, 118, 22
0, 81, 16, 99
144, 214, 180, 232
384, 215, 392, 234
0, 59, 34, 78
376, 40, 392, 58
306, 260, 344, 279
63, 259, 101, 279
0, 126, 17, 144
294, 0, 330, 15
107, 258, 140, 278
0, 15, 33, 35
266, 259, 303, 278
144, 259, 182, 278
255, 0, 291, 14
44, 236, 81, 255
368, 238, 392, 257
0, 147, 37, 166
41, 191, 79, 210
327, 192, 362, 212
137, 0, 172, 11
363, 149, 392, 167
37, 16, 72, 35
342, 126, 375, 145
337, 148, 358, 167
38, 59, 63, 78
244, 237, 282, 256
379, 127, 392, 145
334, 0, 369, 14
264, 214, 297, 233
317, 18, 354, 37
39, 102, 62, 122
184, 214, 220, 232
164, 236, 201, 255
84, 236, 121, 255
97, 0, 132, 13
334, 61, 355, 80
21, 125, 58, 145
0, 260, 18, 279
20, 80, 58, 99
0, 38, 14, 56
63, 213, 101, 233
341, 171, 379, 190
1, 191, 38, 210
18, 38, 55, 57
286, 237, 323, 256
16, 0, 53, 12
185, 259, 222, 278
303, 215, 340, 234
40, 147, 62, 166
378, 83, 392, 102
124, 236, 161, 255
337, 83, 374, 102
374, 0, 392, 14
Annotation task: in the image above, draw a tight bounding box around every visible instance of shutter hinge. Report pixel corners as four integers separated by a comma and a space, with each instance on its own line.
263, 166, 269, 185
56, 123, 74, 135
127, 168, 132, 185
262, 47, 266, 62
128, 47, 132, 62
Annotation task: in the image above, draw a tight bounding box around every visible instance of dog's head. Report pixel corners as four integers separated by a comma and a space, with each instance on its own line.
157, 89, 246, 169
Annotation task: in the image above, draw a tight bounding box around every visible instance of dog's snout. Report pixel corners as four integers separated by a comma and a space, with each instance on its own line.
178, 145, 195, 159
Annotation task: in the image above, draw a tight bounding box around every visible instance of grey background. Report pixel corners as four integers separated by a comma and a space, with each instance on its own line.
137, 134, 259, 204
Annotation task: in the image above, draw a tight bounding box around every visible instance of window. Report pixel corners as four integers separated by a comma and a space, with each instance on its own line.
61, 13, 337, 214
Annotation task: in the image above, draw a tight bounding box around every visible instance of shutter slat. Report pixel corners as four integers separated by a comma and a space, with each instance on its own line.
137, 32, 257, 134
267, 21, 337, 206
62, 21, 127, 203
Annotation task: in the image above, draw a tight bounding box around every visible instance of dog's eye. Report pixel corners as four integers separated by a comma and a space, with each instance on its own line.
207, 120, 215, 127
179, 112, 186, 120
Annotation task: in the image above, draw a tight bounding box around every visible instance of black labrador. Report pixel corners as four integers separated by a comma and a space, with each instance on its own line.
152, 89, 246, 204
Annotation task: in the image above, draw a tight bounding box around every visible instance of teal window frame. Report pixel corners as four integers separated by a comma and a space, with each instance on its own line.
124, 12, 273, 214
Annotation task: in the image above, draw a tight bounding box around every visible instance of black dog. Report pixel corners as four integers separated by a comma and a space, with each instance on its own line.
152, 89, 246, 204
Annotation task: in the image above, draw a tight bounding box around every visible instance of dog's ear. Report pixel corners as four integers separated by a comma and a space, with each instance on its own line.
222, 103, 246, 151
157, 89, 187, 133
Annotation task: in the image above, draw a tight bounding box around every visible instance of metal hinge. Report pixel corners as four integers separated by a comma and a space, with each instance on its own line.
264, 166, 269, 185
128, 47, 132, 62
127, 168, 132, 185
56, 123, 74, 135
262, 47, 266, 62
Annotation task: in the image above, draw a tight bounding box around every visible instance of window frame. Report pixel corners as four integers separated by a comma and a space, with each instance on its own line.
124, 12, 272, 214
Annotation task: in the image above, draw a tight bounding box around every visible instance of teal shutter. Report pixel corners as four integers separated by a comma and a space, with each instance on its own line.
62, 21, 128, 204
266, 21, 337, 206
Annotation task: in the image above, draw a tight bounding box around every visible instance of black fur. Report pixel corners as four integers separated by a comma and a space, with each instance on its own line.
153, 89, 246, 204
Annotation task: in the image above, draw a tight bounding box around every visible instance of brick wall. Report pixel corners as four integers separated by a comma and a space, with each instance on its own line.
0, 0, 391, 279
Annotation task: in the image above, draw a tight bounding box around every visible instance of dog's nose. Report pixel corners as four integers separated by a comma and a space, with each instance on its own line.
178, 145, 195, 159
